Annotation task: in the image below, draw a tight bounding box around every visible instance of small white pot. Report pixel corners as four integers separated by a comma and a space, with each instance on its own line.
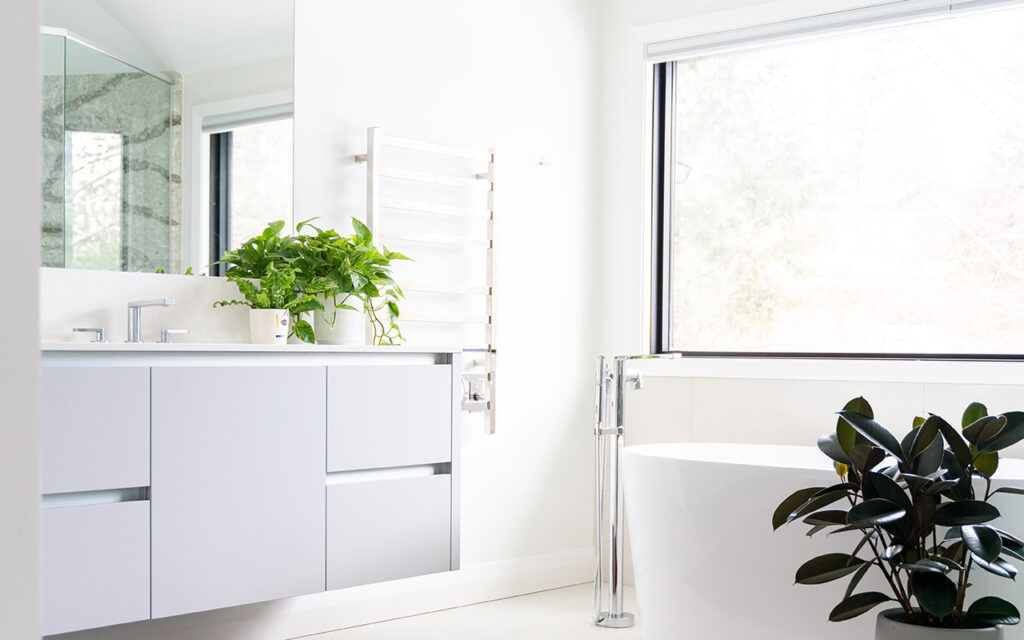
249, 308, 290, 345
876, 609, 1004, 640
314, 304, 366, 345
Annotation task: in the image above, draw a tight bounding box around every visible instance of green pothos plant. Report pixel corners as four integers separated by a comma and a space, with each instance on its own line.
774, 397, 1024, 629
292, 217, 410, 345
215, 218, 410, 345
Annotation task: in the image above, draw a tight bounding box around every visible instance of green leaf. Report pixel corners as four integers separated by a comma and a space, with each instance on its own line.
843, 563, 872, 600
932, 501, 1000, 527
803, 510, 848, 526
967, 597, 1021, 626
795, 554, 866, 585
861, 472, 912, 510
911, 571, 957, 618
837, 397, 873, 454
838, 411, 904, 461
961, 525, 1002, 562
292, 320, 316, 344
881, 544, 904, 561
773, 487, 823, 530
976, 452, 999, 479
847, 499, 907, 527
818, 433, 851, 465
828, 592, 892, 622
972, 555, 1018, 580
963, 415, 1006, 446
991, 487, 1024, 497
351, 217, 372, 242
909, 418, 940, 460
932, 414, 972, 469
899, 559, 950, 573
963, 402, 989, 428
850, 444, 885, 474
980, 412, 1024, 454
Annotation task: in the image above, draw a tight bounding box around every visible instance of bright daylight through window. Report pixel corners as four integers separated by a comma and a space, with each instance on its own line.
665, 5, 1024, 355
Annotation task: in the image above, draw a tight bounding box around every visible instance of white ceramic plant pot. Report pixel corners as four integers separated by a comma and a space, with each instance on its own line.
876, 609, 1004, 640
249, 308, 290, 345
314, 306, 366, 345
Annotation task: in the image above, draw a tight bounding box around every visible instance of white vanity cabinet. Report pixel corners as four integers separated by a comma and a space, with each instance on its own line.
39, 365, 152, 636
150, 366, 327, 618
39, 345, 460, 637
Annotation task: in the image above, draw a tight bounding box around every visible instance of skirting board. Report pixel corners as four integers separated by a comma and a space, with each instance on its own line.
49, 547, 594, 640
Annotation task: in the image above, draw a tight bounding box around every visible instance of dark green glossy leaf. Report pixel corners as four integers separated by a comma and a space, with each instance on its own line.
828, 592, 892, 622
773, 487, 823, 530
912, 571, 958, 618
961, 525, 1002, 563
292, 320, 316, 344
963, 402, 989, 428
806, 524, 828, 537
991, 487, 1024, 497
900, 559, 950, 573
980, 412, 1024, 454
838, 412, 905, 461
837, 398, 872, 455
803, 510, 848, 526
818, 433, 851, 465
963, 415, 1005, 446
1000, 538, 1024, 562
795, 554, 866, 585
932, 500, 1000, 527
861, 472, 912, 510
850, 444, 886, 474
916, 432, 945, 476
909, 418, 940, 460
942, 449, 972, 500
972, 555, 1018, 580
847, 499, 907, 527
967, 597, 1021, 626
789, 489, 853, 524
881, 544, 904, 561
932, 415, 972, 469
843, 563, 872, 600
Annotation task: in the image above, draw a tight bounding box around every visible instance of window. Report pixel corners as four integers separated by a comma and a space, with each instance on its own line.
64, 131, 124, 271
653, 1, 1024, 357
205, 111, 293, 275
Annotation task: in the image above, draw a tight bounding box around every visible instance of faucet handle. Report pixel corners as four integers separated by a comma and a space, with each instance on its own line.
159, 329, 189, 344
73, 327, 106, 343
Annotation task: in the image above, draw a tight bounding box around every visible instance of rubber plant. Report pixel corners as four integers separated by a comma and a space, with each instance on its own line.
213, 221, 322, 343
292, 217, 410, 345
773, 397, 1024, 629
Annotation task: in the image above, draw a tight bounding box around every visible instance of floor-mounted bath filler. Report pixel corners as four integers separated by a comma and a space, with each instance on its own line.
592, 355, 642, 629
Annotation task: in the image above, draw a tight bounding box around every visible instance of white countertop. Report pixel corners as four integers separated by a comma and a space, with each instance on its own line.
41, 342, 462, 354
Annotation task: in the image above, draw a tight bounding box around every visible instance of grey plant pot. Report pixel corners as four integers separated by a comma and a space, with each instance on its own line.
876, 609, 1004, 640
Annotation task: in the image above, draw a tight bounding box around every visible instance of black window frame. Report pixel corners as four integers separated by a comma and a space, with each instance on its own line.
208, 130, 232, 277
650, 60, 1024, 362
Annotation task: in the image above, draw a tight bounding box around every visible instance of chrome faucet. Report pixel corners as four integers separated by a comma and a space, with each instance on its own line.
126, 298, 175, 343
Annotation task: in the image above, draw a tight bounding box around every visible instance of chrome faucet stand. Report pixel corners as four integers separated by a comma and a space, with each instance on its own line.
592, 355, 641, 629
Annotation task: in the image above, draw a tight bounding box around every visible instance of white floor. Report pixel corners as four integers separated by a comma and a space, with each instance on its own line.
304, 583, 643, 640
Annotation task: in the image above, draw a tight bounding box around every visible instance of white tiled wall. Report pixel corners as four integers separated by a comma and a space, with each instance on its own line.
625, 372, 1024, 459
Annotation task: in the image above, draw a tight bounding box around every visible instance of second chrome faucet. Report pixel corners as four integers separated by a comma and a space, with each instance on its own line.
126, 298, 175, 343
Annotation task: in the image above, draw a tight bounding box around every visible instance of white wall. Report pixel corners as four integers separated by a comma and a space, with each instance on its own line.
42, 0, 167, 73
0, 0, 41, 638
295, 0, 602, 566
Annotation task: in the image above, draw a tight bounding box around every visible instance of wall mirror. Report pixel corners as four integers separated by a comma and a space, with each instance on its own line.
41, 0, 294, 275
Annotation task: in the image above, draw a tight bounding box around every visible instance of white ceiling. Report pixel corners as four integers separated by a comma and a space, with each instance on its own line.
93, 0, 293, 75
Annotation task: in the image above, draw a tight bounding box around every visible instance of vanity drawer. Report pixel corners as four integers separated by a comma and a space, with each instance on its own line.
41, 366, 150, 494
327, 364, 452, 471
41, 501, 150, 636
326, 475, 452, 589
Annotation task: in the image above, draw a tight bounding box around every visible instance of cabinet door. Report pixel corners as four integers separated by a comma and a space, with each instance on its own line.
151, 366, 326, 618
327, 365, 452, 471
327, 475, 451, 589
41, 501, 150, 635
41, 366, 149, 494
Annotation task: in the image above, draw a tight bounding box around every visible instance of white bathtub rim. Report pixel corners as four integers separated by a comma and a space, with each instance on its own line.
623, 442, 1024, 480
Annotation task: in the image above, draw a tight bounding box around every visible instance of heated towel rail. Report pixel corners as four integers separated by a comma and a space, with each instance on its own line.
356, 127, 497, 433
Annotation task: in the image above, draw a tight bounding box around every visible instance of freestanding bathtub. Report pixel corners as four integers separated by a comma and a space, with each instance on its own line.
623, 443, 1024, 640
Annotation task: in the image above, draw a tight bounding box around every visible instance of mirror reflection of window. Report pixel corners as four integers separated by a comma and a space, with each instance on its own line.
205, 113, 293, 275
65, 131, 123, 271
